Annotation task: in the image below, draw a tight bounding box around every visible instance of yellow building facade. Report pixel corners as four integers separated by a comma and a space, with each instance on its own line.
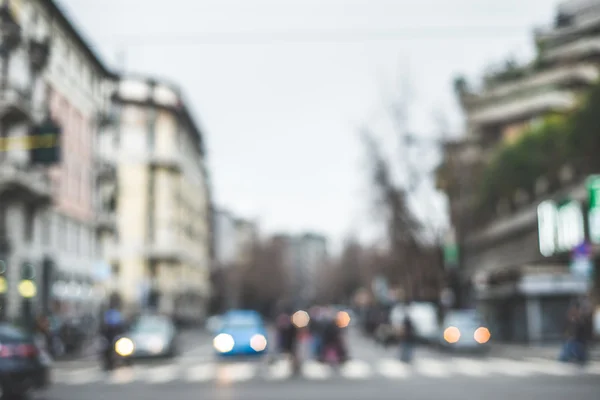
100, 77, 212, 323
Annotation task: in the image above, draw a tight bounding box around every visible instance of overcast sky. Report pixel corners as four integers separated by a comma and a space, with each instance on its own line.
59, 0, 560, 250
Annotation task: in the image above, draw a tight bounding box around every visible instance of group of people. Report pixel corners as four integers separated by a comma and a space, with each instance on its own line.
273, 306, 349, 370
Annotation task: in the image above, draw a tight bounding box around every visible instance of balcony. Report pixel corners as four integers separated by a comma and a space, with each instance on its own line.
470, 64, 599, 105
95, 210, 116, 233
148, 152, 183, 172
542, 36, 600, 62
468, 90, 576, 127
0, 87, 31, 125
95, 155, 116, 182
0, 162, 51, 205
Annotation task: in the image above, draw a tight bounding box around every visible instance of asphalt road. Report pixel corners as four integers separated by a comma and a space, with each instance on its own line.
43, 327, 600, 400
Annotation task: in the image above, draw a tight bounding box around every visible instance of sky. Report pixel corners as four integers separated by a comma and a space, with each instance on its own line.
59, 0, 561, 252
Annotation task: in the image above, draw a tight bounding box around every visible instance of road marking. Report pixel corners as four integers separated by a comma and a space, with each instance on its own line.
340, 359, 372, 379
452, 358, 489, 376
302, 360, 332, 379
108, 366, 138, 385
486, 357, 535, 376
215, 362, 256, 384
415, 359, 451, 378
145, 365, 179, 383
377, 358, 411, 379
186, 364, 216, 381
55, 367, 99, 385
266, 359, 292, 380
525, 358, 576, 376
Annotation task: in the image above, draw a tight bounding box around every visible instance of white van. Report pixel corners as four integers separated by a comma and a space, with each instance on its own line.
388, 302, 439, 343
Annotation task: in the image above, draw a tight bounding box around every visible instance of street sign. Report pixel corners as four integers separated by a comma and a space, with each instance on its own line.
538, 199, 585, 256
588, 175, 600, 244
570, 255, 594, 280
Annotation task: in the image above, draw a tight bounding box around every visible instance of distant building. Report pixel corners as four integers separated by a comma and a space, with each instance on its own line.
272, 232, 328, 306
213, 209, 238, 268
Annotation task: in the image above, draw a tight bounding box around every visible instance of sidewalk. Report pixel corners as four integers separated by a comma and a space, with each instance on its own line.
491, 342, 600, 361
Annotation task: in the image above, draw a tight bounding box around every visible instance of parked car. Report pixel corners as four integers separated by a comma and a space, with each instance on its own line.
0, 322, 51, 398
438, 309, 491, 353
213, 310, 268, 357
122, 314, 179, 359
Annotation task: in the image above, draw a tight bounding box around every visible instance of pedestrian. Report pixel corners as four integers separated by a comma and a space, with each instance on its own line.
399, 306, 415, 363
559, 301, 592, 365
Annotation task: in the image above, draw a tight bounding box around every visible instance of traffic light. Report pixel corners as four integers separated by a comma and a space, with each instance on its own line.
29, 116, 62, 165
0, 259, 6, 295
21, 262, 35, 280
19, 262, 36, 299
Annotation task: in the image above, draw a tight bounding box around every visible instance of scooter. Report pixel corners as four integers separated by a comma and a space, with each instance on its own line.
99, 335, 134, 371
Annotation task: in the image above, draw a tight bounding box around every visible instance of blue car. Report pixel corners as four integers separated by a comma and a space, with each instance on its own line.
213, 310, 268, 357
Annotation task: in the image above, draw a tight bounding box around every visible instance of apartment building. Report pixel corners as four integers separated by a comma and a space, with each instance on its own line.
437, 0, 600, 342
98, 76, 212, 323
0, 0, 115, 319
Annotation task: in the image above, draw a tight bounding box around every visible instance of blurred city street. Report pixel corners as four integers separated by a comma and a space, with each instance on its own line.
43, 327, 600, 400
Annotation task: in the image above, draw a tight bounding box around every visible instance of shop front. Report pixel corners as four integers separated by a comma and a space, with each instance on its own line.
463, 178, 598, 343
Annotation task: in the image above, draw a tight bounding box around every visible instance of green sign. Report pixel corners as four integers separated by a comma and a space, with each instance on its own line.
444, 244, 459, 268
588, 175, 600, 244
538, 199, 585, 256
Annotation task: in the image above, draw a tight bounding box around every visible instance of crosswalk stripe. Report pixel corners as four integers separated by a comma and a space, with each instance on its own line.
214, 362, 256, 383
145, 365, 179, 383
525, 358, 577, 376
55, 367, 99, 385
452, 358, 489, 376
108, 366, 138, 385
302, 360, 332, 379
50, 356, 600, 385
340, 359, 372, 379
377, 358, 411, 379
415, 359, 451, 378
186, 364, 216, 382
266, 359, 293, 380
485, 357, 535, 376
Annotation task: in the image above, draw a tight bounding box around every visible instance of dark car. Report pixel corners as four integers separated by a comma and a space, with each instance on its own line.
0, 323, 51, 398
438, 310, 491, 354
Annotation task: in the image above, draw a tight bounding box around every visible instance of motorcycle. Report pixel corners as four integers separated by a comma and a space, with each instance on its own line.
99, 335, 134, 371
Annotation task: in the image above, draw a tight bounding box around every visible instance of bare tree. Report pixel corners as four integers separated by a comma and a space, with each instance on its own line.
237, 238, 291, 316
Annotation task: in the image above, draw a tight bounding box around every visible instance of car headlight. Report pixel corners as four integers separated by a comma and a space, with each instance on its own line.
115, 337, 135, 356
474, 327, 491, 344
213, 333, 235, 353
443, 326, 460, 343
250, 334, 267, 352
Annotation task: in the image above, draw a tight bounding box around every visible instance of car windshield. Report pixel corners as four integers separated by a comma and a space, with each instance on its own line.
223, 316, 259, 330
446, 312, 483, 328
0, 324, 30, 342
131, 317, 170, 334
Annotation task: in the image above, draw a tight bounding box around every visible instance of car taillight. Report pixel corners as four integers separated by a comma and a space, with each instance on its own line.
0, 345, 14, 358
16, 344, 38, 358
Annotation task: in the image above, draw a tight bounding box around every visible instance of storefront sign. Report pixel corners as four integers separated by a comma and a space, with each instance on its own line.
538, 200, 585, 256
588, 175, 600, 244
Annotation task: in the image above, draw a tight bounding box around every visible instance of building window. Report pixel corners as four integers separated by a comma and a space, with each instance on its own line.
41, 212, 50, 246
24, 206, 35, 243
80, 169, 86, 202
59, 216, 67, 250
